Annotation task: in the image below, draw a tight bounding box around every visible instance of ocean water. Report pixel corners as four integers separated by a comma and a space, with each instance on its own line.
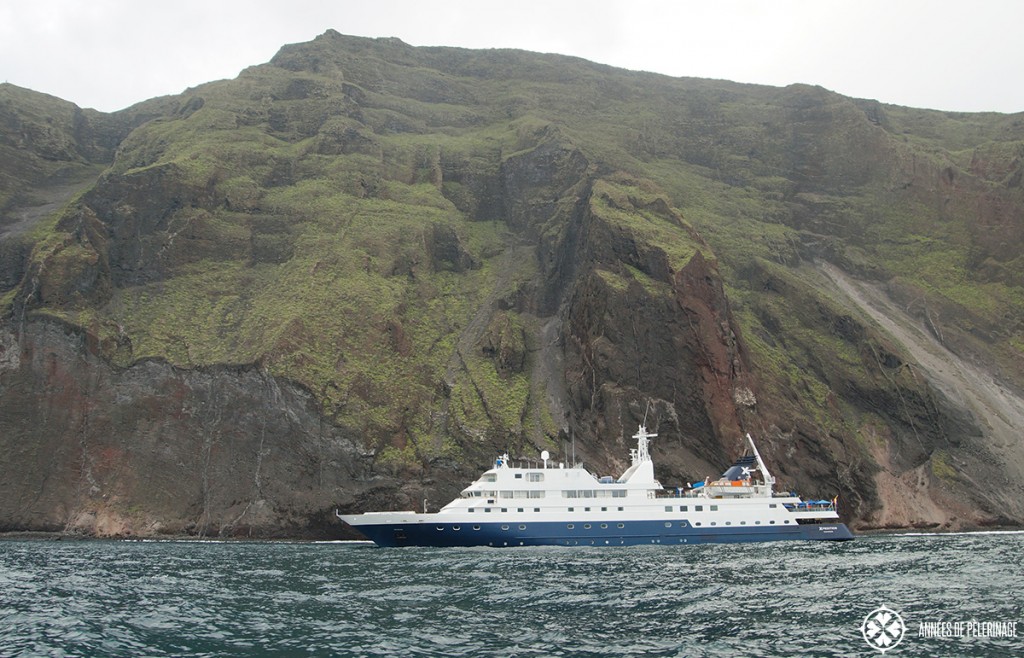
1, 533, 1021, 657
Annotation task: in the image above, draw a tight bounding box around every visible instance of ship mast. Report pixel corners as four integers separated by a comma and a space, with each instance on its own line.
746, 433, 775, 495
631, 425, 656, 465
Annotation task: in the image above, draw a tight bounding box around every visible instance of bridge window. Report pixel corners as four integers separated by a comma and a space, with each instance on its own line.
482, 474, 496, 482
527, 472, 544, 482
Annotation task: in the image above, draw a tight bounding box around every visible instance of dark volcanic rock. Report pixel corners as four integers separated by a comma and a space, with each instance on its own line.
0, 320, 389, 537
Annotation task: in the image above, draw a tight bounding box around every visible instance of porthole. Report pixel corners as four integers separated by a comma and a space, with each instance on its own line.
436, 526, 444, 531
501, 525, 509, 530
584, 523, 592, 529
664, 522, 672, 528
600, 523, 608, 529
452, 525, 461, 531
473, 525, 481, 530
617, 523, 625, 529
567, 524, 575, 530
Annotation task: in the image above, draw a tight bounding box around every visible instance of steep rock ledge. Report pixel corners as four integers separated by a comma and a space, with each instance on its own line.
0, 319, 395, 537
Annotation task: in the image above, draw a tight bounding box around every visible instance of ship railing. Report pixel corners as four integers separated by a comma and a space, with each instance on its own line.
783, 501, 837, 512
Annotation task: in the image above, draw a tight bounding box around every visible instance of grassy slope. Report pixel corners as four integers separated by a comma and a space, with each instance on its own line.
6, 34, 1023, 476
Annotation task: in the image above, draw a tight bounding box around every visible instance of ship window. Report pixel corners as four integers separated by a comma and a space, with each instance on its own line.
665, 522, 672, 528
519, 525, 526, 530
482, 474, 497, 482
567, 524, 575, 529
584, 507, 591, 512
769, 503, 777, 508
612, 490, 626, 497
584, 524, 592, 529
755, 521, 761, 525
784, 520, 791, 524
436, 526, 444, 531
618, 507, 624, 512
695, 522, 701, 526
740, 521, 746, 525
601, 507, 607, 512
680, 506, 687, 512
695, 505, 703, 512
725, 521, 732, 525
528, 491, 544, 498
710, 505, 718, 511
514, 473, 523, 479
680, 521, 687, 527
601, 523, 608, 529
534, 508, 540, 512
468, 509, 475, 513
617, 523, 625, 529
473, 525, 481, 530
568, 507, 574, 512
501, 525, 509, 530
563, 490, 577, 498
527, 472, 544, 482
710, 522, 717, 526
452, 525, 461, 531
484, 508, 491, 513
665, 506, 673, 512
501, 508, 507, 513
500, 491, 514, 498
517, 508, 524, 512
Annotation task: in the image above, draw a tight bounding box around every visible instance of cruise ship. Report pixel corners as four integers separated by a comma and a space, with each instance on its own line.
336, 425, 853, 547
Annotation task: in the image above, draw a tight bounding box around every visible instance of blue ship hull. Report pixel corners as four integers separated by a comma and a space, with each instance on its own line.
349, 519, 854, 547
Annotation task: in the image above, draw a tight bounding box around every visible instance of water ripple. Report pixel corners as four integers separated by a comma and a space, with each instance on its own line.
0, 534, 1021, 657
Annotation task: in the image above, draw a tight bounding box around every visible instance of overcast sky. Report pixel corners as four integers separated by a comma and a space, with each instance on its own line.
1, 0, 1021, 114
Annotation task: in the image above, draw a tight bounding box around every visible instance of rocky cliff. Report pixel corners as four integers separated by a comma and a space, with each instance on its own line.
1, 31, 1022, 536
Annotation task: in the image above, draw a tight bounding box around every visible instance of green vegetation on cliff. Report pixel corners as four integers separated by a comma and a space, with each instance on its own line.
2, 31, 1023, 531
